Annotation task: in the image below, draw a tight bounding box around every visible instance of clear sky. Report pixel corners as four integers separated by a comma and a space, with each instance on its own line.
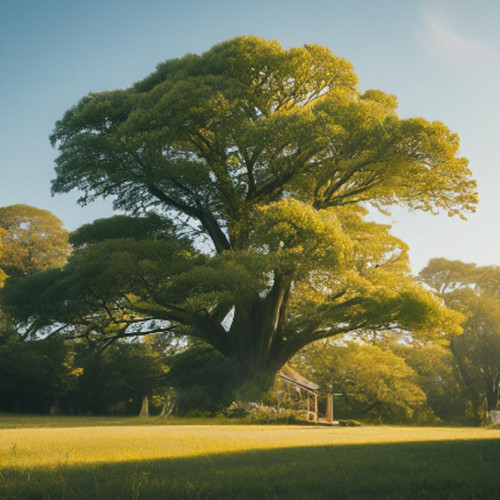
0, 0, 498, 272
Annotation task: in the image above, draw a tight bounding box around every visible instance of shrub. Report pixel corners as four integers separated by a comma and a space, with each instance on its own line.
224, 401, 299, 424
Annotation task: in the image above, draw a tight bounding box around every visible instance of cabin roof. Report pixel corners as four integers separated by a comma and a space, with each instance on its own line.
279, 365, 319, 394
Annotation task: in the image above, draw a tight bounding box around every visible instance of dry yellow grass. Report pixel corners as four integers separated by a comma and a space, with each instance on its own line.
2, 424, 500, 469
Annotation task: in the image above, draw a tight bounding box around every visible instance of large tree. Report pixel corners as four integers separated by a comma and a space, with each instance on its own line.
6, 37, 476, 398
420, 259, 500, 419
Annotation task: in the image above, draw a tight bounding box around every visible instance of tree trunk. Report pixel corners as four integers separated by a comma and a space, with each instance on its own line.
159, 401, 174, 419
139, 395, 149, 417
485, 377, 499, 412
224, 276, 296, 401
451, 342, 482, 424
234, 364, 278, 402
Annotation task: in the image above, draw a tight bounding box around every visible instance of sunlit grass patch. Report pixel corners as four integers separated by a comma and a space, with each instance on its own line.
1, 422, 500, 499
1, 424, 500, 468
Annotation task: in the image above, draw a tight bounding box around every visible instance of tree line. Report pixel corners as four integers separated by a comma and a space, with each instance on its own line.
0, 206, 497, 421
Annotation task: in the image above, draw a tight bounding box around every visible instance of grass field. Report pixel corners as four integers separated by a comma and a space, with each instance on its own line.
1, 416, 500, 499
0, 414, 236, 429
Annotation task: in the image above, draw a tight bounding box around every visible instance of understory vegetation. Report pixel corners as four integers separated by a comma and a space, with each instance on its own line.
0, 330, 493, 425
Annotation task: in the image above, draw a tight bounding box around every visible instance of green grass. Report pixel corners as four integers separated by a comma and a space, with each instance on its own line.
1, 417, 500, 499
0, 414, 236, 429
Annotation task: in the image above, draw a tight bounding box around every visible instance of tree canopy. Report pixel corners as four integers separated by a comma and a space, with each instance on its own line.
0, 227, 7, 288
0, 205, 71, 344
5, 37, 477, 398
0, 204, 70, 279
50, 36, 476, 239
420, 258, 500, 417
293, 340, 430, 423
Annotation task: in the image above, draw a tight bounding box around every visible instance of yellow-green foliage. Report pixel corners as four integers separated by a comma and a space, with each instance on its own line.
420, 258, 500, 417
0, 227, 7, 287
0, 205, 70, 279
295, 341, 430, 422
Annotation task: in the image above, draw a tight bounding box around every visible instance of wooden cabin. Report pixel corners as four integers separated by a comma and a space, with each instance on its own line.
278, 366, 334, 424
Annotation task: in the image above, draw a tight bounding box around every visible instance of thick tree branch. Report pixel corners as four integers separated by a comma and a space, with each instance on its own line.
260, 273, 293, 354
147, 184, 231, 253
124, 297, 231, 355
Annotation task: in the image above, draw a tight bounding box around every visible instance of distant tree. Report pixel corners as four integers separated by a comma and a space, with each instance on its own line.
63, 336, 168, 415
0, 335, 72, 413
293, 340, 432, 423
0, 333, 170, 416
391, 341, 467, 423
6, 37, 475, 399
0, 205, 71, 344
420, 259, 500, 420
0, 204, 70, 279
0, 227, 7, 287
0, 206, 72, 413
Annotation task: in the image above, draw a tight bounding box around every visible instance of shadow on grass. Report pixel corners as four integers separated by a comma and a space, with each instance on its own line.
1, 439, 500, 499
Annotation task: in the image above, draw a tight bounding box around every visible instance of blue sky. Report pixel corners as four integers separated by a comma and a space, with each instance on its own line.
0, 0, 498, 272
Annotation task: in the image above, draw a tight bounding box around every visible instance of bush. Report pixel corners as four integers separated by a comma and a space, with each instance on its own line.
224, 401, 299, 424
336, 419, 362, 427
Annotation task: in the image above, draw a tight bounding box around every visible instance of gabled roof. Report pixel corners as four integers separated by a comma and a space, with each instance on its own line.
279, 365, 319, 394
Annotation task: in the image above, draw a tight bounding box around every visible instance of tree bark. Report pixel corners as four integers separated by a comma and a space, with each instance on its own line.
485, 376, 500, 412
139, 395, 149, 417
